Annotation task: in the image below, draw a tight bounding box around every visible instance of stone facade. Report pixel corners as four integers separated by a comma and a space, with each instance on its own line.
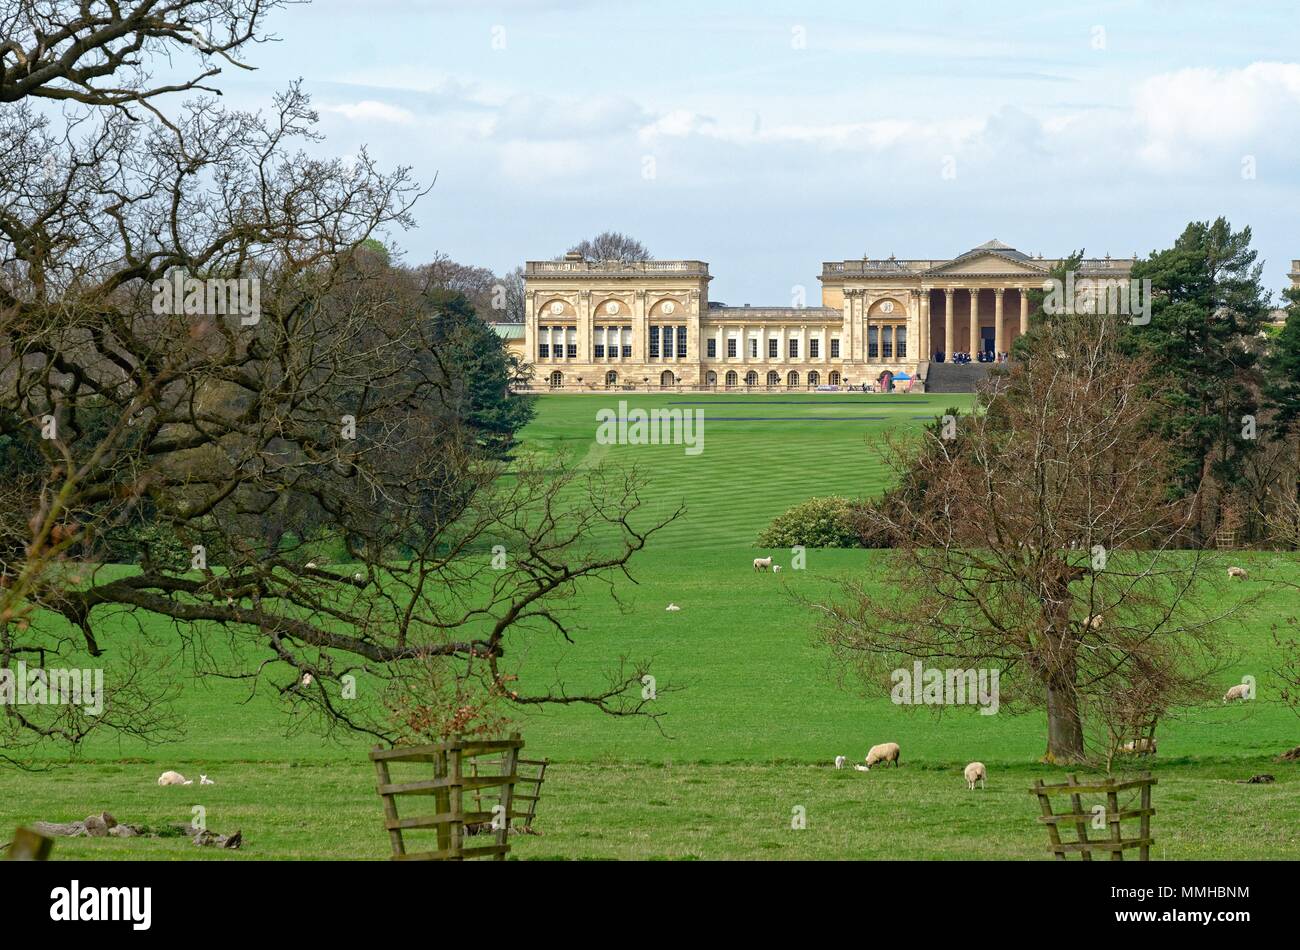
520, 240, 1142, 391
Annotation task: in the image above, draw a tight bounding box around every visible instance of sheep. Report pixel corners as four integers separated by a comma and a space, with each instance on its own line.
1085, 614, 1103, 630
305, 561, 318, 569
200, 774, 215, 786
302, 673, 313, 686
1223, 683, 1251, 703
665, 603, 681, 612
856, 741, 901, 771
753, 556, 772, 572
353, 572, 365, 582
157, 771, 191, 786
1227, 566, 1248, 580
1120, 738, 1157, 755
964, 761, 987, 790
834, 755, 847, 769
773, 564, 782, 573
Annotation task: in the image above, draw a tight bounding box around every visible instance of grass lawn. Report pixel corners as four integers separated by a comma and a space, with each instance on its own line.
3, 392, 1299, 860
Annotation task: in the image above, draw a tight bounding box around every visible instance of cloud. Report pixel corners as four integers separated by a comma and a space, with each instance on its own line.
321, 100, 418, 125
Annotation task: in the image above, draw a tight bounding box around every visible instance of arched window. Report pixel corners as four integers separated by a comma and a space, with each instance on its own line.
705, 370, 717, 387
725, 370, 738, 389
766, 371, 780, 388
746, 370, 758, 387
829, 370, 841, 386
807, 371, 820, 387
549, 371, 564, 390
786, 370, 799, 389
605, 370, 618, 388
660, 370, 676, 389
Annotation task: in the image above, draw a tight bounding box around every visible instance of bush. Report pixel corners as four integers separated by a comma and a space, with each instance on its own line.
757, 496, 861, 548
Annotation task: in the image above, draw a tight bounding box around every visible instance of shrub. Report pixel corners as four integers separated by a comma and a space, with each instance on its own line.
757, 496, 861, 548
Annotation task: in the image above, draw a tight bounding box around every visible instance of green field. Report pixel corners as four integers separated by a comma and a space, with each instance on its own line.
4, 393, 1298, 860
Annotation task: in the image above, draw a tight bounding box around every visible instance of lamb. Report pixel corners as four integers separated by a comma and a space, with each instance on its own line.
1120, 738, 1157, 755
773, 564, 782, 573
1223, 683, 1251, 703
353, 572, 365, 582
834, 755, 847, 769
1227, 566, 1248, 580
855, 741, 901, 771
302, 673, 313, 686
753, 557, 772, 572
964, 761, 987, 790
157, 771, 192, 786
665, 603, 681, 612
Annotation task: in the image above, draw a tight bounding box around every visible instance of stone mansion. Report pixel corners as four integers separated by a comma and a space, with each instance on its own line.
514, 239, 1229, 392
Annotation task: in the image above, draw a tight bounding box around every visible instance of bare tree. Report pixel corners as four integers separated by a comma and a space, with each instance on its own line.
815, 314, 1240, 763
563, 231, 652, 263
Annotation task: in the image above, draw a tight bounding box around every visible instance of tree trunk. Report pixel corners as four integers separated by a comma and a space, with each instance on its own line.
1045, 679, 1086, 763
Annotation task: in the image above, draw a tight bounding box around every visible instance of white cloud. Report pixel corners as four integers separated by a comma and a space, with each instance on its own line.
322, 100, 418, 125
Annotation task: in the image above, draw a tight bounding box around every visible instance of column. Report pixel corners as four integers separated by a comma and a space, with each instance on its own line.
917, 290, 930, 362
944, 288, 955, 359
1020, 286, 1030, 335
994, 287, 1006, 357
969, 288, 980, 355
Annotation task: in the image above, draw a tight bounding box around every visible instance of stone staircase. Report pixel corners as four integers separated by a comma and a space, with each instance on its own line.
923, 361, 995, 393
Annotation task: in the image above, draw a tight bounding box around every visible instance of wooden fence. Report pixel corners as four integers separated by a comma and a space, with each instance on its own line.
3, 827, 53, 861
1031, 772, 1155, 861
470, 756, 549, 834
370, 734, 524, 861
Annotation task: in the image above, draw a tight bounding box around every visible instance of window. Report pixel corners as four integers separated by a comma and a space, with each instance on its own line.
725, 370, 738, 388
808, 371, 820, 386
549, 370, 563, 389
707, 338, 717, 358
566, 343, 577, 358
810, 338, 819, 359
787, 370, 799, 389
788, 339, 799, 359
766, 371, 780, 387
745, 370, 758, 386
594, 344, 604, 358
882, 327, 893, 359
622, 344, 632, 358
662, 326, 673, 357
868, 326, 879, 359
727, 338, 737, 358
829, 371, 841, 386
677, 325, 687, 357
831, 338, 840, 358
538, 343, 549, 358
896, 326, 907, 358
768, 338, 778, 358
650, 326, 660, 358
749, 338, 758, 358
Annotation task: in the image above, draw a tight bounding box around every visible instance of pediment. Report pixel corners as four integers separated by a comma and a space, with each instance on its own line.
925, 252, 1046, 276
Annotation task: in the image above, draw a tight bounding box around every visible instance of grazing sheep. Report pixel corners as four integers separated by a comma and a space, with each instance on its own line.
302, 673, 313, 686
665, 603, 681, 612
834, 755, 847, 770
200, 774, 215, 786
157, 771, 191, 786
964, 761, 987, 790
1120, 738, 1157, 755
753, 557, 772, 572
1223, 683, 1251, 703
858, 742, 901, 771
773, 564, 782, 573
1227, 566, 1248, 580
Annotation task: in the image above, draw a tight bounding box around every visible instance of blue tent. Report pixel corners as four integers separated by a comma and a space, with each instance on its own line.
893, 372, 912, 380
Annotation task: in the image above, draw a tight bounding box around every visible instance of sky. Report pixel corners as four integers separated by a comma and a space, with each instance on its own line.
206, 0, 1300, 305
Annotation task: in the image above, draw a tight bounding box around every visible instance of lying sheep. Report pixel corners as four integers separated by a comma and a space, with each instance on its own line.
854, 742, 901, 771
200, 774, 215, 786
964, 761, 987, 790
665, 603, 681, 612
157, 771, 192, 786
753, 557, 772, 572
1223, 683, 1251, 703
1085, 614, 1103, 630
1227, 566, 1248, 580
1120, 738, 1157, 755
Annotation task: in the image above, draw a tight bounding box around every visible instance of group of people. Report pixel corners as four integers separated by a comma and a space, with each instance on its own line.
932, 351, 1010, 364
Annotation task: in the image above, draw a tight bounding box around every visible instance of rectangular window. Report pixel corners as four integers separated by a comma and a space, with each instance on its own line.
567, 343, 577, 358
594, 344, 605, 358
868, 326, 878, 359
788, 339, 799, 359
810, 338, 819, 359
538, 343, 549, 358
650, 326, 660, 358
831, 338, 840, 358
896, 326, 907, 358
750, 338, 758, 358
768, 338, 778, 358
882, 330, 892, 359
677, 325, 687, 357
707, 338, 716, 358
622, 344, 632, 358
727, 338, 737, 358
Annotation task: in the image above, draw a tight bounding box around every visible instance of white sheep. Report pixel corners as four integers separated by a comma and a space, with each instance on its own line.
353, 572, 364, 582
773, 564, 782, 573
1227, 566, 1248, 580
1223, 683, 1251, 703
305, 561, 318, 569
1085, 614, 1103, 630
200, 774, 215, 786
302, 673, 314, 686
157, 770, 190, 786
834, 755, 847, 769
856, 742, 901, 771
665, 603, 681, 612
964, 761, 987, 789
1120, 738, 1157, 755
753, 557, 772, 572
